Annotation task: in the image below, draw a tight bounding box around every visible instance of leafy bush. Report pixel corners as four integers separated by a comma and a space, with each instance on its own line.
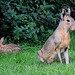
0, 0, 75, 44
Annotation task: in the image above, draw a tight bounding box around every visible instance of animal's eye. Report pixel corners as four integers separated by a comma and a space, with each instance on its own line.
67, 20, 70, 22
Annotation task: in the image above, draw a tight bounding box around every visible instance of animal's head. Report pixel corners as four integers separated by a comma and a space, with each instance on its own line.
0, 37, 4, 46
61, 8, 75, 30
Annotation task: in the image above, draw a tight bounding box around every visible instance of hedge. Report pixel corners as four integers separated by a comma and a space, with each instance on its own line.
0, 0, 75, 44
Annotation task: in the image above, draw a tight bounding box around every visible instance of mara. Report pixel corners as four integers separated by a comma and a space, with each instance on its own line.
38, 8, 75, 64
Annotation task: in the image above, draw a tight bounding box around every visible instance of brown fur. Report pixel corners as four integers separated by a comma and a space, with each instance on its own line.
0, 37, 21, 54
38, 8, 75, 64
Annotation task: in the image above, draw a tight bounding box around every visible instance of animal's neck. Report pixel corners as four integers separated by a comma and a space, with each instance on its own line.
58, 21, 69, 35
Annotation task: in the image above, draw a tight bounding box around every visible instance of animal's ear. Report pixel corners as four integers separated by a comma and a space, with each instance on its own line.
67, 8, 71, 16
61, 9, 66, 20
0, 37, 4, 44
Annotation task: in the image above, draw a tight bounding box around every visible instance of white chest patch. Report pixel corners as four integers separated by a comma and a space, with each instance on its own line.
65, 29, 68, 36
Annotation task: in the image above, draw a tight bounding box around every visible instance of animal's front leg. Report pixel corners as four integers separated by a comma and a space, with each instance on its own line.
57, 50, 62, 64
64, 47, 69, 64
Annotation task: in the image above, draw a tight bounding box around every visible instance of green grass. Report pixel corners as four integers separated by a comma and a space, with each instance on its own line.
0, 33, 75, 75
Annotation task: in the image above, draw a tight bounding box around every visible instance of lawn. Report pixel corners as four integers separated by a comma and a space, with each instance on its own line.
0, 32, 75, 75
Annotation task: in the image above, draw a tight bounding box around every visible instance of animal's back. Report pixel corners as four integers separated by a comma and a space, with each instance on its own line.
42, 28, 60, 51
3, 44, 21, 53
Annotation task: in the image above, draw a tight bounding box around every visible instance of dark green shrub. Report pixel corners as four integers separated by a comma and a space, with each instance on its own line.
0, 0, 75, 44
